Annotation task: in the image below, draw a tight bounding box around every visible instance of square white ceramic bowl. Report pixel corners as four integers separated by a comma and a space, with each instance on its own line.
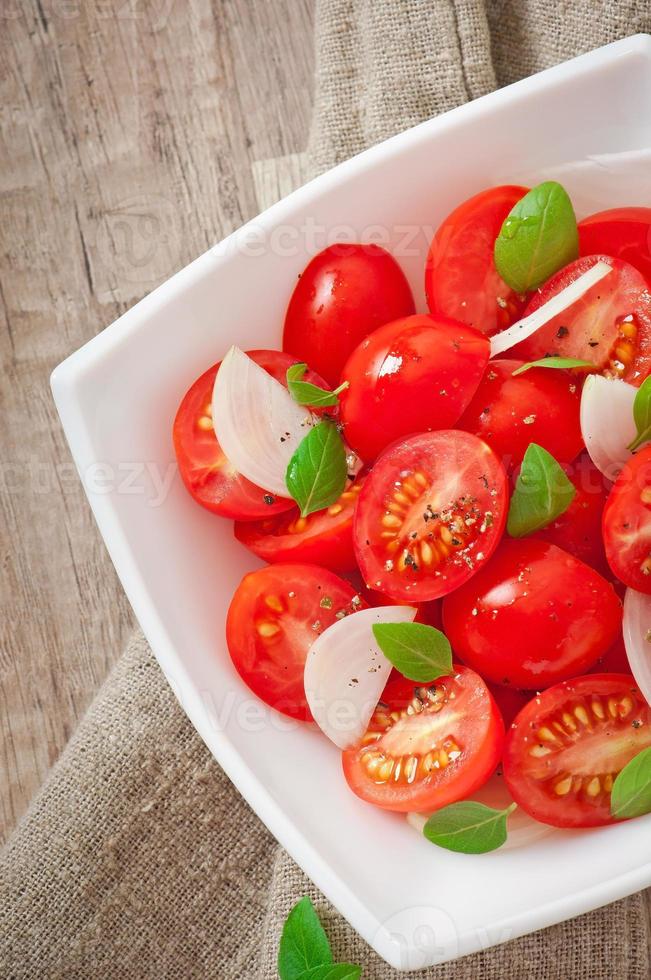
52, 36, 651, 971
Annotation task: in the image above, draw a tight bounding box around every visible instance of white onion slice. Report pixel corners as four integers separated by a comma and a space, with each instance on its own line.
212, 346, 315, 498
580, 374, 637, 480
623, 588, 651, 707
304, 604, 417, 749
489, 260, 613, 358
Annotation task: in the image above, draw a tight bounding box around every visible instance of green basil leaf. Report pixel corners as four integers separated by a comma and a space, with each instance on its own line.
507, 443, 576, 538
287, 362, 349, 408
423, 801, 516, 854
285, 421, 348, 517
372, 622, 452, 683
611, 746, 651, 820
299, 966, 362, 980
278, 897, 332, 980
512, 356, 594, 376
494, 181, 579, 293
627, 375, 651, 451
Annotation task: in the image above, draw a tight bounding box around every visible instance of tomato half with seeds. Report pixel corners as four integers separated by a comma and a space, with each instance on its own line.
503, 674, 651, 827
425, 185, 529, 335
443, 540, 623, 689
226, 564, 364, 720
579, 207, 651, 281
509, 255, 651, 385
174, 351, 328, 520
234, 479, 363, 572
353, 430, 508, 602
457, 358, 583, 473
340, 315, 490, 462
283, 243, 415, 387
343, 666, 504, 812
603, 445, 651, 593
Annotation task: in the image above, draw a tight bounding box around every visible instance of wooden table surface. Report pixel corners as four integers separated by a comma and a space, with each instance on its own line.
0, 0, 314, 842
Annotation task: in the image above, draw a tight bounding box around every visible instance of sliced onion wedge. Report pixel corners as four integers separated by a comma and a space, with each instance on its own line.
212, 346, 315, 498
490, 260, 613, 358
623, 588, 651, 707
304, 604, 417, 749
580, 374, 637, 480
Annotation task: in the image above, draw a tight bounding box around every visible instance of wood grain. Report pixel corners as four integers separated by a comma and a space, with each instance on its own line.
0, 0, 314, 842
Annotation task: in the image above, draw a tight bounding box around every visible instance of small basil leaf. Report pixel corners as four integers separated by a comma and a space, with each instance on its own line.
424, 801, 516, 854
507, 443, 576, 538
627, 376, 651, 451
494, 181, 579, 293
372, 622, 452, 683
285, 421, 348, 517
278, 897, 332, 980
287, 363, 349, 408
611, 746, 651, 820
512, 357, 594, 376
299, 966, 362, 980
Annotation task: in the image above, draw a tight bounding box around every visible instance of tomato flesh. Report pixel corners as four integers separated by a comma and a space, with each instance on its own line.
226, 564, 364, 720
342, 666, 504, 813
339, 314, 490, 462
579, 207, 651, 281
603, 445, 651, 593
457, 358, 583, 473
425, 185, 529, 335
443, 540, 623, 689
283, 243, 415, 386
234, 479, 363, 572
510, 255, 651, 385
354, 431, 508, 602
503, 674, 651, 827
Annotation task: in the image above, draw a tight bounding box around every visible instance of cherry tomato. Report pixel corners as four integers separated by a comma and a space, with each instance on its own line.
340, 314, 490, 462
487, 683, 530, 728
354, 431, 508, 602
234, 479, 363, 572
503, 674, 651, 827
509, 255, 651, 385
283, 244, 415, 387
226, 564, 364, 720
589, 635, 630, 675
342, 666, 504, 813
425, 185, 529, 335
603, 445, 651, 593
579, 207, 651, 281
457, 358, 583, 473
442, 540, 622, 689
174, 351, 327, 520
530, 453, 610, 574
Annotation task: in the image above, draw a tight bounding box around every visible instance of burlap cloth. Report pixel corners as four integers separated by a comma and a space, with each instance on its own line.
3, 2, 651, 977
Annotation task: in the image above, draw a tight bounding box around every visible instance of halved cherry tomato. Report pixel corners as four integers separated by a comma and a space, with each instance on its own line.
503, 674, 651, 827
342, 666, 504, 812
603, 445, 651, 594
340, 314, 490, 462
354, 430, 508, 602
226, 564, 364, 720
425, 185, 529, 335
234, 479, 363, 572
173, 351, 327, 520
579, 207, 651, 281
283, 243, 415, 386
530, 453, 610, 574
457, 358, 583, 472
509, 255, 651, 385
443, 540, 622, 689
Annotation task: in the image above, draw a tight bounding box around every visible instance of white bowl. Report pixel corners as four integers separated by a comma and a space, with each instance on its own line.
52, 35, 651, 971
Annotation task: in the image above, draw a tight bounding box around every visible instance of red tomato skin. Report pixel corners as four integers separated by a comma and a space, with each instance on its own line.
509, 255, 651, 385
340, 314, 490, 462
589, 635, 630, 674
282, 244, 415, 387
603, 446, 651, 593
579, 207, 651, 281
486, 682, 530, 728
457, 359, 583, 473
442, 540, 623, 690
503, 674, 651, 827
425, 185, 529, 335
